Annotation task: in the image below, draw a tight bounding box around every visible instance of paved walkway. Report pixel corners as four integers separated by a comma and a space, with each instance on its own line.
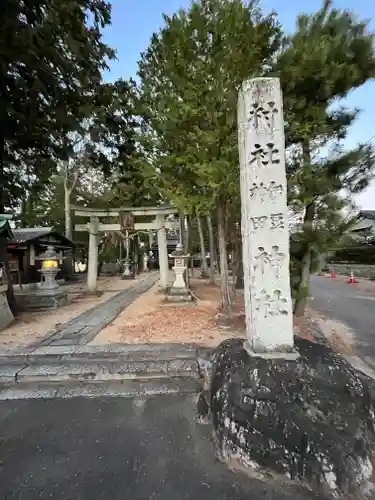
310, 275, 375, 366
36, 274, 160, 348
0, 395, 318, 500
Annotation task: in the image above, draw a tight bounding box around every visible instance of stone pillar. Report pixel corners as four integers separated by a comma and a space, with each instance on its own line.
143, 253, 148, 272
87, 217, 99, 293
238, 77, 294, 355
156, 214, 169, 289
29, 244, 36, 265
148, 231, 154, 248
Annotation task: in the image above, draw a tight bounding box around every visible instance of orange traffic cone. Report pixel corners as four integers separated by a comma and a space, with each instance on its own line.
347, 270, 358, 284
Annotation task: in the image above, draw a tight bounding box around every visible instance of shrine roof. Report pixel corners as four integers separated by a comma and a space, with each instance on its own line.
9, 228, 75, 247
359, 210, 375, 220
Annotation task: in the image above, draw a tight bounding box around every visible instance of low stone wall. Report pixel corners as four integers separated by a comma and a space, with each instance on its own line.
101, 262, 121, 275
202, 338, 375, 498
329, 263, 375, 279
15, 290, 68, 311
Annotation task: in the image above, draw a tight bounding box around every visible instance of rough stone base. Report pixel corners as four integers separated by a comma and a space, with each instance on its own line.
208, 337, 375, 498
165, 286, 193, 303
15, 290, 68, 311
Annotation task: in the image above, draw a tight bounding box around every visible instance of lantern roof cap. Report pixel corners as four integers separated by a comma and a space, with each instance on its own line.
36, 245, 63, 261
169, 243, 189, 257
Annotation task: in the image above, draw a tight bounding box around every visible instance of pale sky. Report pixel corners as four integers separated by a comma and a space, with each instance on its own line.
102, 0, 375, 211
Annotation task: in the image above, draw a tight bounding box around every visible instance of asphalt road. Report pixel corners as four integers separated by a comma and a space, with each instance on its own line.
0, 395, 319, 500
310, 275, 375, 364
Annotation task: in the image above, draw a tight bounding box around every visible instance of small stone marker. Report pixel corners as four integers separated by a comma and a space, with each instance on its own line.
238, 77, 294, 355
166, 243, 192, 303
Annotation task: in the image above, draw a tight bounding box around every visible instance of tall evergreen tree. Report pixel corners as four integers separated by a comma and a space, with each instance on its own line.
138, 0, 281, 310
276, 0, 375, 315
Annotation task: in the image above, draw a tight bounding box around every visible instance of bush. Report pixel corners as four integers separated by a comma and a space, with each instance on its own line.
329, 244, 375, 264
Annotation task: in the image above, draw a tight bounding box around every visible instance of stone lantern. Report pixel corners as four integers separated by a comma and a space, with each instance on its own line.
122, 259, 133, 279
166, 243, 192, 302
37, 245, 62, 289
15, 245, 69, 310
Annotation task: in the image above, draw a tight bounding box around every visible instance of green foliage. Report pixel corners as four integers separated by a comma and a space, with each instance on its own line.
279, 0, 375, 213
330, 243, 375, 264
276, 0, 375, 311
0, 0, 115, 212
136, 0, 375, 314
278, 0, 375, 147
81, 78, 160, 209
138, 0, 281, 214
16, 73, 152, 227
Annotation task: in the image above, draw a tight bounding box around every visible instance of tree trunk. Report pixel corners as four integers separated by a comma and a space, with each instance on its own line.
64, 184, 74, 279
197, 215, 209, 277
20, 199, 27, 228
217, 204, 232, 312
206, 215, 215, 283
0, 67, 17, 315
185, 215, 191, 254
294, 142, 314, 317
293, 202, 314, 316
97, 260, 103, 278
0, 62, 5, 215
186, 215, 192, 278
230, 246, 237, 292
235, 237, 244, 289
179, 209, 185, 248
293, 240, 312, 317
64, 185, 72, 240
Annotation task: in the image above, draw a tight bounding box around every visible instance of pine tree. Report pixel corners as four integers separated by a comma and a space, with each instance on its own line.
276, 0, 375, 315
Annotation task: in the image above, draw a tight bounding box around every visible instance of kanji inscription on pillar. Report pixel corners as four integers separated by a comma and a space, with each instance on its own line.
238, 77, 294, 354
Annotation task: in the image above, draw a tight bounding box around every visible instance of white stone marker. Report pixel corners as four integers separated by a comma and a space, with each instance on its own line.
238, 77, 294, 355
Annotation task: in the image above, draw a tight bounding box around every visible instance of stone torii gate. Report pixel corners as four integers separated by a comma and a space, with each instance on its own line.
73, 205, 180, 292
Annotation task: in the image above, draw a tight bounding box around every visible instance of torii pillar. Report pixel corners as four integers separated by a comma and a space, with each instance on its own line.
87, 217, 99, 293
156, 214, 169, 289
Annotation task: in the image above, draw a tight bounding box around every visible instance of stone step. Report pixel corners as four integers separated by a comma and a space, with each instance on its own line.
0, 377, 198, 400
0, 344, 213, 400
0, 344, 204, 386
0, 342, 200, 363
15, 358, 197, 384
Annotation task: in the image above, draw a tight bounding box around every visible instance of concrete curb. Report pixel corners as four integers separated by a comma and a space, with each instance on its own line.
304, 320, 375, 382
0, 378, 198, 400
